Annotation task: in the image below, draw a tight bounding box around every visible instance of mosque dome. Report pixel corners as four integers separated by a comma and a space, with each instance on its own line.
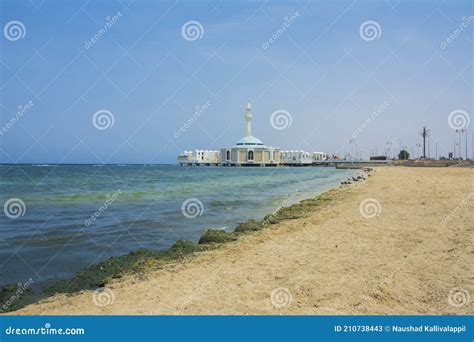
234, 135, 265, 147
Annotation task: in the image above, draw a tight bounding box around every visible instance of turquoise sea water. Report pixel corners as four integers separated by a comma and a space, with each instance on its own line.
0, 165, 356, 285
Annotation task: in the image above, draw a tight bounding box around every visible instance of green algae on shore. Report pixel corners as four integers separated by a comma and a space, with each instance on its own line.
45, 239, 207, 295
198, 229, 237, 244
234, 219, 264, 233
263, 190, 337, 224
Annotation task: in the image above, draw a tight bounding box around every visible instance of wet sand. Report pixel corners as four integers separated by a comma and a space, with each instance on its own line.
13, 167, 474, 315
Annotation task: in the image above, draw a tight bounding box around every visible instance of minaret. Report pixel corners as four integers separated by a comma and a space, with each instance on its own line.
245, 102, 252, 137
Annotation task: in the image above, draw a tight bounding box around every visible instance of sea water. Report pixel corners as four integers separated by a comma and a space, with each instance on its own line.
0, 164, 355, 284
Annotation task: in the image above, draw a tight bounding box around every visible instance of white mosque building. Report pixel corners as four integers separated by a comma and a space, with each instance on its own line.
219, 103, 280, 166
177, 103, 326, 166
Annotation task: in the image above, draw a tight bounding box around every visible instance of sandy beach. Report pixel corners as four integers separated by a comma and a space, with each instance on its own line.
12, 167, 474, 315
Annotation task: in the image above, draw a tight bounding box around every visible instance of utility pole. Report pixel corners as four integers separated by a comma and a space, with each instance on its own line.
428, 136, 430, 159
420, 126, 429, 159
386, 140, 392, 159
466, 129, 469, 160
456, 129, 464, 160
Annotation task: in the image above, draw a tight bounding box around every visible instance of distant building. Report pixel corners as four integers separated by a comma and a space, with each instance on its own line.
281, 151, 327, 165
177, 151, 193, 164
196, 150, 220, 164
178, 103, 329, 167
178, 150, 219, 166
370, 156, 388, 161
219, 103, 281, 167
281, 151, 313, 165
312, 152, 326, 161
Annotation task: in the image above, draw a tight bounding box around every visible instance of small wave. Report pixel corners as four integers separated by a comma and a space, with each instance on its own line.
209, 199, 249, 208
11, 233, 86, 247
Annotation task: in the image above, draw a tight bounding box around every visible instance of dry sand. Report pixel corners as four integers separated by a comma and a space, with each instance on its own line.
13, 167, 474, 315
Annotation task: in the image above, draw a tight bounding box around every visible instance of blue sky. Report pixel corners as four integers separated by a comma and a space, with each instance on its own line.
0, 0, 472, 163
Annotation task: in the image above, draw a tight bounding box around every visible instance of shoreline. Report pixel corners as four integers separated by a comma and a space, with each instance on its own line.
4, 167, 473, 315
1, 168, 362, 313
